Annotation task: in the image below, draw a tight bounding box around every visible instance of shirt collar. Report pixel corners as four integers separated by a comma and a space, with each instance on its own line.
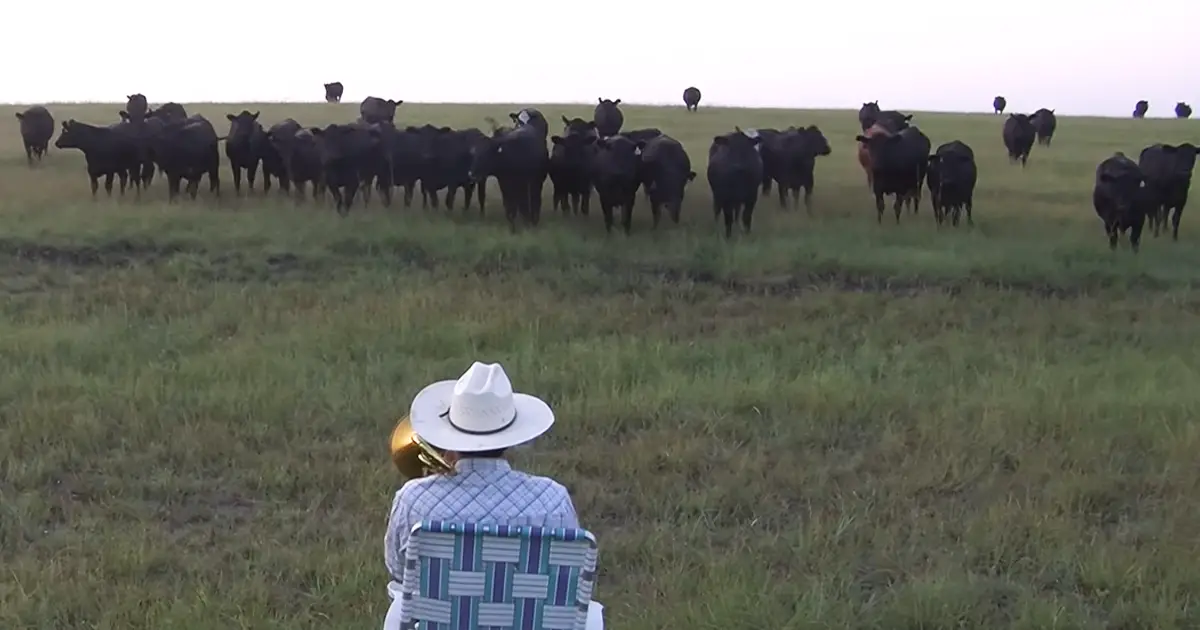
454, 458, 511, 473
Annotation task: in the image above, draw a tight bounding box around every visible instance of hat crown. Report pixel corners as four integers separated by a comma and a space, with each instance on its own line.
448, 362, 516, 434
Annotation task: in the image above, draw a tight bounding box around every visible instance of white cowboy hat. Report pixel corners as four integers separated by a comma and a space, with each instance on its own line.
409, 361, 555, 452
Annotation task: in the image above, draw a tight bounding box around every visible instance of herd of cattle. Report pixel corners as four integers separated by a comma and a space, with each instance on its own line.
991, 95, 1194, 121
8, 89, 1199, 249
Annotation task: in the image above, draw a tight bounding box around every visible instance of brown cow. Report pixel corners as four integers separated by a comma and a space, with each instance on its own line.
856, 123, 892, 189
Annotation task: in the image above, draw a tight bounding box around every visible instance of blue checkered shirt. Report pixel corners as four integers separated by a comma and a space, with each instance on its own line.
384, 458, 579, 582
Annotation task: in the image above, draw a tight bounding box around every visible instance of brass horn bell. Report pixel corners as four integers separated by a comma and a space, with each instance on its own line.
390, 415, 453, 480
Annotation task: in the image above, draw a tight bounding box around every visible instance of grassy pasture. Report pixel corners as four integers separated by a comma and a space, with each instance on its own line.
1, 101, 1200, 629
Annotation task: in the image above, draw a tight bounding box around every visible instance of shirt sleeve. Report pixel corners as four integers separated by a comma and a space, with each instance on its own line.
547, 483, 580, 529
383, 487, 409, 582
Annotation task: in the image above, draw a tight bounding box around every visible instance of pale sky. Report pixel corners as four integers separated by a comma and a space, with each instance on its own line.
2, 0, 1195, 117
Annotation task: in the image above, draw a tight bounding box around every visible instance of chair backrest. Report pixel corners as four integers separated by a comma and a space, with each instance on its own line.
401, 520, 599, 630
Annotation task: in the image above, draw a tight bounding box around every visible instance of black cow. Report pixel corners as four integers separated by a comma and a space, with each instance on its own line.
594, 98, 624, 137
325, 82, 344, 103
1138, 143, 1200, 240
619, 128, 662, 144
114, 113, 160, 188
360, 97, 402, 124
1133, 100, 1149, 118
854, 126, 929, 223
407, 124, 462, 209
549, 131, 597, 215
561, 116, 597, 137
428, 127, 488, 212
54, 120, 142, 197
873, 111, 912, 133
993, 96, 1007, 114
469, 123, 549, 231
707, 129, 764, 237
149, 115, 222, 202
389, 125, 436, 208
124, 94, 149, 122
357, 122, 396, 208
590, 135, 645, 234
225, 110, 278, 195
1177, 102, 1193, 119
1031, 108, 1056, 146
639, 134, 695, 227
266, 120, 322, 202
683, 87, 701, 112
761, 125, 831, 213
509, 108, 549, 139
147, 103, 188, 123
926, 141, 977, 227
1002, 114, 1036, 166
858, 101, 881, 130
310, 122, 386, 213
287, 129, 326, 203
15, 105, 54, 166
1093, 153, 1148, 252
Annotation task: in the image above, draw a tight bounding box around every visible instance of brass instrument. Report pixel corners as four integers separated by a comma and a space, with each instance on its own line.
390, 415, 453, 480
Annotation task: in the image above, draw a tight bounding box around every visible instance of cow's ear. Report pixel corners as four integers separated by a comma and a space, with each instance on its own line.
562, 116, 570, 124
310, 127, 323, 135
613, 99, 621, 105
226, 114, 236, 121
252, 111, 260, 119
687, 171, 697, 181
854, 135, 868, 143
14, 112, 23, 119
598, 98, 604, 104
713, 136, 728, 145
903, 114, 913, 121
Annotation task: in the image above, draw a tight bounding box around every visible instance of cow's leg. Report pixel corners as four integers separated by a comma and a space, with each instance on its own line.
1171, 204, 1184, 241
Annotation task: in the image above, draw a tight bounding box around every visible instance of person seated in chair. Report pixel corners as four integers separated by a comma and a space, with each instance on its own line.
383, 361, 605, 630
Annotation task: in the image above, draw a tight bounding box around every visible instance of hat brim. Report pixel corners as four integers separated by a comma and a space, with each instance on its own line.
408, 380, 555, 452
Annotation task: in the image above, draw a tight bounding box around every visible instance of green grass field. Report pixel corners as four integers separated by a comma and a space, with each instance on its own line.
2, 101, 1199, 629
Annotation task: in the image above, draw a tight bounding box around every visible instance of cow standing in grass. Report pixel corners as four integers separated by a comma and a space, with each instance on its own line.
926, 140, 978, 227
1138, 143, 1200, 240
1093, 152, 1148, 252
1177, 102, 1193, 119
361, 97, 401, 124
15, 105, 54, 166
1031, 108, 1057, 146
324, 82, 344, 103
54, 120, 141, 197
707, 129, 763, 237
993, 96, 1006, 114
468, 122, 548, 231
549, 123, 598, 215
1002, 114, 1036, 166
594, 99, 624, 137
683, 87, 701, 112
639, 134, 695, 227
761, 125, 831, 212
856, 127, 929, 223
1133, 100, 1149, 118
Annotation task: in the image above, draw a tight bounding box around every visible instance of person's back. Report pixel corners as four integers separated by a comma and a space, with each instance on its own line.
381, 361, 604, 630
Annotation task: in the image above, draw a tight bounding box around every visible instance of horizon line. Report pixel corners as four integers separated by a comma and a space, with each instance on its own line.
2, 100, 1192, 121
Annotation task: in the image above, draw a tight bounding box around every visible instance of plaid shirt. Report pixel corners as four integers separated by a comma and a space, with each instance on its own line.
384, 458, 580, 582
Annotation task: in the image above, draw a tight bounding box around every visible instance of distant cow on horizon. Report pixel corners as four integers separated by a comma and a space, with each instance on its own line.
683, 87, 701, 112
1133, 100, 1149, 118
993, 96, 1006, 114
1177, 102, 1193, 119
324, 82, 344, 103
